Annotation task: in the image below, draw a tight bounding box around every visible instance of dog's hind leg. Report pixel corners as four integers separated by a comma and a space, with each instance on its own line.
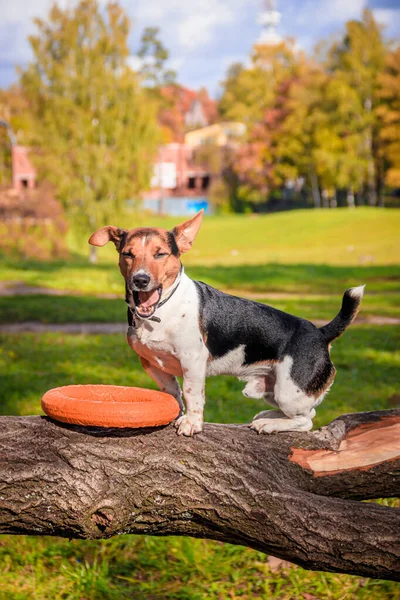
140, 357, 183, 413
242, 372, 277, 405
250, 356, 316, 434
251, 408, 316, 433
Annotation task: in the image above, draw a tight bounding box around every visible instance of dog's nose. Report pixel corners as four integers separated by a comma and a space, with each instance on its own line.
132, 273, 150, 289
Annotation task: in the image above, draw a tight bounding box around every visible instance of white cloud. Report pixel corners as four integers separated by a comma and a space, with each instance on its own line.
126, 55, 143, 71
1, 0, 400, 94
296, 0, 365, 26
135, 0, 244, 51
177, 8, 233, 50
372, 8, 400, 29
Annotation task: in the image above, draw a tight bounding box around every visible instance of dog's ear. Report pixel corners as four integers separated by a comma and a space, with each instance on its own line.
172, 209, 204, 254
88, 226, 128, 250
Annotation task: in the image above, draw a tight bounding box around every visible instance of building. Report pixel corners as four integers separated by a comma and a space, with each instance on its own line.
256, 0, 282, 47
185, 122, 246, 149
142, 122, 246, 216
0, 119, 37, 191
159, 85, 218, 143
11, 146, 36, 191
142, 143, 210, 216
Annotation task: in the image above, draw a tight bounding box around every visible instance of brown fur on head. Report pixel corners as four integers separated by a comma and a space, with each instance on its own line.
88, 210, 203, 293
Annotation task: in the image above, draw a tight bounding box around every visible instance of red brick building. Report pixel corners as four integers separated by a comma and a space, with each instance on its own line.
11, 146, 36, 191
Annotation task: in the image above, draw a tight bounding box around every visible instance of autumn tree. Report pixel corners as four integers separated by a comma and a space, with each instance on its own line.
327, 9, 388, 206
378, 47, 400, 189
218, 10, 394, 212
219, 40, 299, 127
219, 41, 304, 208
20, 0, 160, 261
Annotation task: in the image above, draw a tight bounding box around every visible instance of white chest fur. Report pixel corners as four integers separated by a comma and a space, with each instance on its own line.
127, 275, 206, 377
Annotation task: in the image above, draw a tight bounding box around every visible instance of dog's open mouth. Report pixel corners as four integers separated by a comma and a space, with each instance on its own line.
133, 286, 162, 319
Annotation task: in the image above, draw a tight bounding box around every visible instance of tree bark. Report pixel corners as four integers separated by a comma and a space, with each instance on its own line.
0, 410, 399, 581
310, 166, 321, 208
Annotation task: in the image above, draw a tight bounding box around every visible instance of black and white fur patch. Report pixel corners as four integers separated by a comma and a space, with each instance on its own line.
126, 269, 363, 437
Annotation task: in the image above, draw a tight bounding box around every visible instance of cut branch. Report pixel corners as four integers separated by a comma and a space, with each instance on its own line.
0, 409, 399, 581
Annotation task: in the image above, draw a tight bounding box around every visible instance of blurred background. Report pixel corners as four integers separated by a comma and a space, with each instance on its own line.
0, 1, 399, 598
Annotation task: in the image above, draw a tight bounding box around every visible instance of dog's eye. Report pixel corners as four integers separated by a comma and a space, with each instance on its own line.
154, 252, 169, 259
122, 252, 134, 259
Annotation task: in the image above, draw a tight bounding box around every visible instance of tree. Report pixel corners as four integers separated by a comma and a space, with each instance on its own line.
193, 142, 236, 213
277, 62, 369, 208
219, 41, 303, 208
137, 27, 176, 89
219, 40, 299, 128
327, 9, 388, 206
20, 0, 160, 261
0, 409, 399, 581
378, 47, 400, 188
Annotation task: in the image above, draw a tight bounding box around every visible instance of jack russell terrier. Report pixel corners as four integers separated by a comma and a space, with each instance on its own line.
89, 210, 364, 437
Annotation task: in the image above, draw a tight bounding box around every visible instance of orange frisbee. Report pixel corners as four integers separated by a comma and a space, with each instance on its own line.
41, 384, 180, 428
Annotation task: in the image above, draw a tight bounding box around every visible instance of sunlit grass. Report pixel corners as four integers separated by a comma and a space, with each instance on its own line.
66, 206, 400, 266
0, 290, 399, 325
1, 208, 399, 297
0, 207, 399, 599
0, 326, 398, 599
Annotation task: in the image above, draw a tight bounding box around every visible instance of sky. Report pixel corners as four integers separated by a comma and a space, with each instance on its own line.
0, 0, 399, 97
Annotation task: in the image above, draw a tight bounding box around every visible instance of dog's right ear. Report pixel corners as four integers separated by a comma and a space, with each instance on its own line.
88, 226, 128, 250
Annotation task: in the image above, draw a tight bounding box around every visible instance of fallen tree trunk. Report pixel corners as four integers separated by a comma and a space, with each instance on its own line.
0, 409, 399, 581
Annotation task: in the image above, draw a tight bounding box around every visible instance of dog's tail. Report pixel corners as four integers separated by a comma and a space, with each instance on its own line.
319, 286, 365, 344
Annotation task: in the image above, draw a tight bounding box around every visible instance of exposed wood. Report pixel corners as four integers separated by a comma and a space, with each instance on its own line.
0, 409, 399, 581
290, 415, 400, 476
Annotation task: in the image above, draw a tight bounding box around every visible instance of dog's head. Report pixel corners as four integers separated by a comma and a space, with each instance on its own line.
89, 210, 203, 318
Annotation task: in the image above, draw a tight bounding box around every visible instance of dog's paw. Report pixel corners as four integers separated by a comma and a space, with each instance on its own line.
250, 414, 314, 434
250, 418, 278, 434
174, 414, 203, 436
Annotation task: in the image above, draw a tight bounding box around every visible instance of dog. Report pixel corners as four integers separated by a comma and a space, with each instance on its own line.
89, 209, 364, 437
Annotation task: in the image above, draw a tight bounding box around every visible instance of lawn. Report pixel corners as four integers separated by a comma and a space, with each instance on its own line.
0, 208, 399, 296
0, 327, 399, 599
0, 207, 399, 599
0, 289, 399, 325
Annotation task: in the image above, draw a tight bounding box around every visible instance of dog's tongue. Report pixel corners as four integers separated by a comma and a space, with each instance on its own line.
139, 289, 159, 309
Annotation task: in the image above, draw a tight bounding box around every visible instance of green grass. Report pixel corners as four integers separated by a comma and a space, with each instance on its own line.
0, 207, 399, 599
1, 259, 400, 297
0, 290, 399, 325
64, 206, 398, 266
0, 328, 398, 425
1, 208, 399, 297
0, 327, 399, 598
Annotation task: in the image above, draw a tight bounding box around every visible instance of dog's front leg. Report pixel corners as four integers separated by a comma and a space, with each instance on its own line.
175, 357, 207, 437
139, 357, 184, 413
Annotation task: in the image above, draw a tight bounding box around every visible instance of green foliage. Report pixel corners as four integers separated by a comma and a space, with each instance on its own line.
327, 9, 387, 205
20, 0, 159, 240
137, 26, 176, 88
219, 41, 299, 126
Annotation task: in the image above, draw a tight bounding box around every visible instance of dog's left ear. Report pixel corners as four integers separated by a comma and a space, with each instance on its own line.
172, 209, 204, 254
88, 226, 128, 250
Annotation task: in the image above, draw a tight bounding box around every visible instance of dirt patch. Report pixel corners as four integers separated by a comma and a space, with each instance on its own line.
0, 281, 120, 299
